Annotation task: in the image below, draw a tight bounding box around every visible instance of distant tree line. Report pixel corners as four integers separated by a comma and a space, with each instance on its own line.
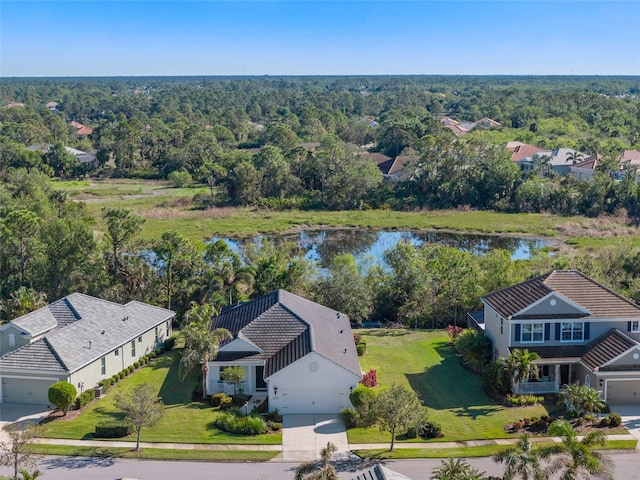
1, 76, 640, 215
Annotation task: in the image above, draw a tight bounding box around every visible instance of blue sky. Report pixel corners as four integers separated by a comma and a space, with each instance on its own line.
1, 1, 639, 76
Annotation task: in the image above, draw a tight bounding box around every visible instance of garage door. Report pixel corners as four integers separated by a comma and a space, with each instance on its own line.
2, 378, 56, 405
281, 387, 348, 414
607, 380, 640, 405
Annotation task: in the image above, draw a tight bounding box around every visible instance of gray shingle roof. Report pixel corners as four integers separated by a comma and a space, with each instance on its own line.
9, 297, 81, 336
212, 290, 361, 377
0, 339, 67, 374
483, 270, 640, 320
0, 294, 174, 374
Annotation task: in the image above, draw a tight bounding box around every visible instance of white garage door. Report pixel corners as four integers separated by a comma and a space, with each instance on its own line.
2, 378, 56, 405
281, 387, 348, 414
607, 380, 640, 405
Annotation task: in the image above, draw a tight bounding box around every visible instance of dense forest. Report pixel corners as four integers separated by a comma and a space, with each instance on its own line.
1, 76, 640, 323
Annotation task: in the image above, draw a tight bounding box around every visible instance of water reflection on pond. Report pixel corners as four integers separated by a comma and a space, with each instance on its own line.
214, 229, 552, 268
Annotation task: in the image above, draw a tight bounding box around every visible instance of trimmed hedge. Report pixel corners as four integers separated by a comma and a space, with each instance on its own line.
211, 392, 233, 409
94, 422, 134, 438
74, 389, 95, 410
356, 342, 366, 356
163, 337, 176, 352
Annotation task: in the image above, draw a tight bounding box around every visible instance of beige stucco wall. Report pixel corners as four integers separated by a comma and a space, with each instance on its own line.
0, 324, 31, 356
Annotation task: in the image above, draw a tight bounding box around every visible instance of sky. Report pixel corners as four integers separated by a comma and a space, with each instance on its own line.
1, 1, 639, 77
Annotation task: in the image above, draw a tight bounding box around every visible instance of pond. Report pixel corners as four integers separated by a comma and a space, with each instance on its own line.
213, 229, 553, 268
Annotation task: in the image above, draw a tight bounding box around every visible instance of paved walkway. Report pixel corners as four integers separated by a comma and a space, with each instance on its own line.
279, 414, 350, 462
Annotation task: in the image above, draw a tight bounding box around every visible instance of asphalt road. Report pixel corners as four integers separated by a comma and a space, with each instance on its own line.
1, 453, 638, 480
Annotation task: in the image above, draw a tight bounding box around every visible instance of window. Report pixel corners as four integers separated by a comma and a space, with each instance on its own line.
166, 321, 171, 336
561, 322, 584, 342
131, 340, 136, 357
101, 357, 106, 375
521, 323, 544, 343
8, 334, 15, 347
138, 336, 142, 343
631, 321, 640, 332
114, 348, 119, 357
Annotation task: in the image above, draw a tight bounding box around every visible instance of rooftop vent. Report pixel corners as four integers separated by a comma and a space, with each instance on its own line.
122, 316, 129, 322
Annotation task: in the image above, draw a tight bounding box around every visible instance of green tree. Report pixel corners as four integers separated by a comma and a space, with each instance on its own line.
558, 383, 605, 421
102, 208, 144, 280
294, 441, 338, 480
48, 381, 77, 416
547, 420, 613, 480
0, 287, 46, 322
202, 240, 254, 306
220, 366, 245, 395
507, 349, 540, 395
375, 384, 424, 451
43, 142, 78, 177
493, 433, 551, 480
114, 383, 164, 451
179, 302, 232, 399
227, 160, 261, 205
430, 457, 487, 480
3, 209, 41, 284
314, 254, 374, 324
0, 422, 43, 480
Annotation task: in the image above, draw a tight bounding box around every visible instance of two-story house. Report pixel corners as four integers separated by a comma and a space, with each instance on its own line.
474, 270, 640, 405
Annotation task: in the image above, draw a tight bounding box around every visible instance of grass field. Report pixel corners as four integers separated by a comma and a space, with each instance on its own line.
42, 350, 281, 445
349, 330, 554, 444
49, 179, 640, 248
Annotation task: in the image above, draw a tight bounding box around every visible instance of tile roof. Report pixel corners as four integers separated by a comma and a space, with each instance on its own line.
212, 290, 361, 377
0, 339, 67, 374
582, 329, 639, 371
0, 294, 174, 374
351, 464, 413, 480
506, 143, 548, 162
483, 270, 640, 320
69, 121, 93, 136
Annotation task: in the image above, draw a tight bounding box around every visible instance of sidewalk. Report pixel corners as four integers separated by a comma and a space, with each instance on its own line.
34, 432, 637, 456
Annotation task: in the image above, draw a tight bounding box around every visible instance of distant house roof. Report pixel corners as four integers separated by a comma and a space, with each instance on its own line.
439, 116, 475, 136
46, 101, 59, 109
572, 156, 598, 170
504, 142, 548, 162
0, 294, 174, 374
475, 117, 501, 129
2, 102, 25, 108
482, 270, 640, 320
357, 152, 392, 165
351, 464, 413, 480
69, 121, 93, 136
212, 290, 361, 378
547, 148, 589, 167
621, 150, 640, 168
27, 144, 96, 164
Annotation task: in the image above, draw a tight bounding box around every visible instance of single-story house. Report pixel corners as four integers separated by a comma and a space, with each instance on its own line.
0, 294, 174, 405
207, 289, 362, 414
475, 270, 640, 404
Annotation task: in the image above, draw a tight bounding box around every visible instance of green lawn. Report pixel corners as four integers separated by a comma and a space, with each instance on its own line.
353, 440, 638, 459
349, 330, 553, 443
42, 350, 281, 445
33, 444, 279, 461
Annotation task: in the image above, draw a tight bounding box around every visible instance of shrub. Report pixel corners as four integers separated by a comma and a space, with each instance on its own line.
506, 394, 544, 406
112, 375, 120, 384
446, 325, 463, 340
598, 417, 610, 428
353, 333, 362, 344
214, 412, 267, 435
167, 170, 193, 188
349, 385, 377, 427
482, 361, 512, 396
454, 329, 491, 371
133, 361, 141, 369
127, 365, 135, 374
74, 389, 95, 410
356, 343, 366, 356
266, 420, 282, 432
48, 381, 77, 415
340, 407, 359, 428
232, 392, 249, 407
163, 337, 176, 352
361, 369, 378, 388
420, 421, 442, 439
513, 420, 524, 430
94, 422, 134, 438
118, 371, 126, 380
265, 409, 283, 423
607, 412, 622, 427
350, 385, 375, 408
153, 348, 162, 356
210, 392, 233, 409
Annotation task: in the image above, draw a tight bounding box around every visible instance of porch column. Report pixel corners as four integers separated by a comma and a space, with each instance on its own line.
555, 364, 560, 392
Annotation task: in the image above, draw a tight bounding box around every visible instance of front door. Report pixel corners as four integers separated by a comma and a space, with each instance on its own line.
255, 366, 267, 390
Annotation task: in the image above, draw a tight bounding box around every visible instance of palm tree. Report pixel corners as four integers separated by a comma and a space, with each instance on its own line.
294, 442, 338, 480
18, 470, 42, 480
507, 349, 540, 395
558, 383, 605, 421
566, 150, 584, 165
493, 433, 551, 480
547, 420, 613, 480
179, 302, 232, 399
430, 457, 486, 480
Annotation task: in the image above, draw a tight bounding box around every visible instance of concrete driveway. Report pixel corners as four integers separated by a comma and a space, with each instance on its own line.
610, 404, 640, 448
281, 414, 349, 462
0, 403, 50, 445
